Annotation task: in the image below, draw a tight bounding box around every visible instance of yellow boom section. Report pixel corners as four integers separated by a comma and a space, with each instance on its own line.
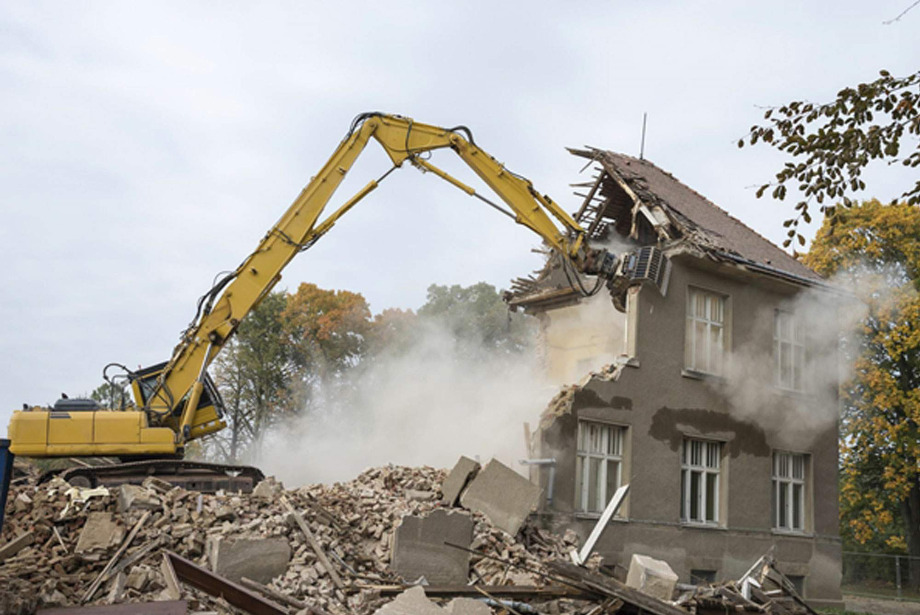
149, 113, 595, 444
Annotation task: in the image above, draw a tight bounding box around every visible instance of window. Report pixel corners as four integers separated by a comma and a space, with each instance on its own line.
773, 451, 807, 531
576, 421, 625, 514
774, 310, 804, 391
690, 569, 717, 585
686, 288, 727, 375
681, 438, 722, 524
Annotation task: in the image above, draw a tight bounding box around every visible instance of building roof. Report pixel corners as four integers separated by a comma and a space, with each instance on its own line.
507, 148, 824, 307
582, 149, 822, 283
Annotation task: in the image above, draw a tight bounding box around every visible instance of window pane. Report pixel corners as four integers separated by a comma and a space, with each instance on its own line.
709, 326, 723, 374
706, 473, 718, 522
793, 483, 803, 530
575, 455, 584, 510
792, 455, 804, 480
777, 453, 789, 478
694, 321, 707, 369
711, 296, 724, 324
607, 460, 620, 504
690, 471, 701, 521
771, 479, 778, 527
609, 428, 621, 456
778, 483, 788, 528
706, 442, 720, 469
694, 292, 706, 318
681, 469, 687, 520
588, 457, 601, 512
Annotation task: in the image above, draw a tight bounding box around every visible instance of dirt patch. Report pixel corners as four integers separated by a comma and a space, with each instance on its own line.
844, 593, 920, 615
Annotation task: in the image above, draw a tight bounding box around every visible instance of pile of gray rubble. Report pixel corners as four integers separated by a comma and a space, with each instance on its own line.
0, 457, 817, 615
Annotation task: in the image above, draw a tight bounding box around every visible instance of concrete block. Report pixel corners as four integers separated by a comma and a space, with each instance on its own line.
116, 483, 160, 513
459, 459, 542, 536
446, 597, 493, 615
252, 476, 284, 499
441, 456, 481, 506
373, 586, 445, 615
625, 554, 678, 602
210, 537, 291, 584
75, 512, 125, 553
391, 510, 473, 585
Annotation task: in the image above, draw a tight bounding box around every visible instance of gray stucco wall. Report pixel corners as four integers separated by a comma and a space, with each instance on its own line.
535, 255, 842, 605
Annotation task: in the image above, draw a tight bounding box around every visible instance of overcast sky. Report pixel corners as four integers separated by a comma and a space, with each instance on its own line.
1, 2, 917, 431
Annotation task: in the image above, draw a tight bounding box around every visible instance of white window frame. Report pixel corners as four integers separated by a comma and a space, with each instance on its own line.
774, 310, 805, 391
773, 451, 807, 532
575, 421, 625, 514
686, 287, 727, 376
681, 438, 722, 525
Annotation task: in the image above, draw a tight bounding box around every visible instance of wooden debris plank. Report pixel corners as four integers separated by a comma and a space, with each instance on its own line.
547, 561, 688, 615
375, 584, 585, 598
82, 511, 151, 603
166, 551, 287, 615
280, 496, 345, 590
0, 531, 34, 561
160, 551, 181, 600
104, 572, 126, 605
241, 576, 308, 610
37, 601, 187, 615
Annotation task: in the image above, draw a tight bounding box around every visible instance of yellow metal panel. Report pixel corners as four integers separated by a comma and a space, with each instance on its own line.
189, 419, 226, 440
94, 412, 142, 446
47, 412, 93, 445
8, 412, 49, 455
140, 427, 176, 445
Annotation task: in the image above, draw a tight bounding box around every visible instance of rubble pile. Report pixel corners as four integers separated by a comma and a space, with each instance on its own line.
0, 460, 819, 615
0, 464, 579, 615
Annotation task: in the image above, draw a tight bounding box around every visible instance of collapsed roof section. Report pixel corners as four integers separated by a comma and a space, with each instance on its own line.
507, 149, 823, 310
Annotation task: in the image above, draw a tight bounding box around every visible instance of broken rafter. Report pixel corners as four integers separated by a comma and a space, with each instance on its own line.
280, 495, 346, 591
166, 551, 288, 615
81, 511, 151, 603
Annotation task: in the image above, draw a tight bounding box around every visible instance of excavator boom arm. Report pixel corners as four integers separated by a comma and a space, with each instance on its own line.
144, 113, 606, 445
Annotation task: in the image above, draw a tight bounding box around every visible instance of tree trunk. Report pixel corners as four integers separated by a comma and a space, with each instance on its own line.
902, 477, 920, 590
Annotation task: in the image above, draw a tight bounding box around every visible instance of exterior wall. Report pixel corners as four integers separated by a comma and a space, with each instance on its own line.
534, 255, 842, 606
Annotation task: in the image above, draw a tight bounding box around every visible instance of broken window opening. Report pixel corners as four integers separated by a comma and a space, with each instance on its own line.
575, 421, 625, 515
681, 438, 722, 525
772, 451, 807, 532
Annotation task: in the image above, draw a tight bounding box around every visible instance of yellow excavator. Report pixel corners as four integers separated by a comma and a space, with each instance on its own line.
6, 113, 668, 490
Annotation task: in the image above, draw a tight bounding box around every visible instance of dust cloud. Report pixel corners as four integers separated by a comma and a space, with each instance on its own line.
718, 272, 868, 450
257, 319, 557, 486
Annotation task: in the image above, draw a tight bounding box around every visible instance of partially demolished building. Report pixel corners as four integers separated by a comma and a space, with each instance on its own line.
508, 150, 843, 607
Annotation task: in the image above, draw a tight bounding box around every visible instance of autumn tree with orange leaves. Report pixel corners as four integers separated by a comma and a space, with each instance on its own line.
804, 200, 920, 583
282, 282, 374, 397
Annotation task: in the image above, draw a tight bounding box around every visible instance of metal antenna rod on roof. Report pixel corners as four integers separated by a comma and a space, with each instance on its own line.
640, 112, 648, 160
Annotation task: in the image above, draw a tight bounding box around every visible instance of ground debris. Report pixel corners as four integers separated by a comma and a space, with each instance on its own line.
0, 463, 819, 615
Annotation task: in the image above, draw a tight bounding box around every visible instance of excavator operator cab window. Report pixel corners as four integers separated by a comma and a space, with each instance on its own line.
131, 362, 226, 419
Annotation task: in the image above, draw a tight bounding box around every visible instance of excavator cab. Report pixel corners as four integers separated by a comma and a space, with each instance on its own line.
129, 363, 227, 441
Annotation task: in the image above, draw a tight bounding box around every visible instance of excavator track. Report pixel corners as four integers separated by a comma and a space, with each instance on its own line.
39, 460, 265, 493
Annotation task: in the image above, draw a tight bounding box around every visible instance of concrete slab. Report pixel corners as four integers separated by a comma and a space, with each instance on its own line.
373, 586, 445, 615
116, 484, 160, 513
75, 512, 124, 553
625, 554, 678, 602
459, 459, 542, 536
441, 456, 480, 506
209, 537, 291, 584
446, 597, 493, 615
391, 510, 473, 585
